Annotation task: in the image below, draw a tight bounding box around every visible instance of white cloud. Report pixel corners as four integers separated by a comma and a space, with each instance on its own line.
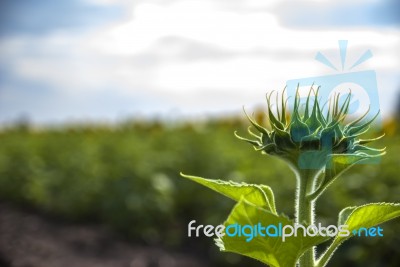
90, 1, 282, 55
1, 0, 399, 122
85, 2, 400, 96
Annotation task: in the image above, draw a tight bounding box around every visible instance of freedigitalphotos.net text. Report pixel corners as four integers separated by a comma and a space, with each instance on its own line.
188, 220, 383, 242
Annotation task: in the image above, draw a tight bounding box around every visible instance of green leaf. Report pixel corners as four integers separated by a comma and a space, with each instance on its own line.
180, 173, 277, 214
216, 199, 328, 267
318, 203, 400, 267
339, 203, 400, 237
338, 206, 356, 226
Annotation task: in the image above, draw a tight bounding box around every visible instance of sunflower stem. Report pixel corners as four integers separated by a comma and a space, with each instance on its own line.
296, 168, 316, 267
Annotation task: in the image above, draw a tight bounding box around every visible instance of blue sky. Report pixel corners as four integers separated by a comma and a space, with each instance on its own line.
0, 0, 123, 36
0, 0, 399, 124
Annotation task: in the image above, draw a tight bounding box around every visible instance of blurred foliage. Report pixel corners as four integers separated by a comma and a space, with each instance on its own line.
0, 118, 399, 267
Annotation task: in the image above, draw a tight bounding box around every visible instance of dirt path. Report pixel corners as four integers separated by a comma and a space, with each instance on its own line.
0, 202, 206, 267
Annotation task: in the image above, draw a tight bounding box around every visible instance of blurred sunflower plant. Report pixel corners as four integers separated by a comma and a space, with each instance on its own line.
181, 87, 400, 267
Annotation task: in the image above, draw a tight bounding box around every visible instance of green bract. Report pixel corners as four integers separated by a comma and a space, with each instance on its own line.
181, 87, 400, 267
235, 88, 385, 172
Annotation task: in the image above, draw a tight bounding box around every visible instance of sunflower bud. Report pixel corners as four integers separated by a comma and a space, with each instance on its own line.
236, 87, 385, 173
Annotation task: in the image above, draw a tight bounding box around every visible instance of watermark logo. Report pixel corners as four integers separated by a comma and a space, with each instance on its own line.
188, 220, 384, 242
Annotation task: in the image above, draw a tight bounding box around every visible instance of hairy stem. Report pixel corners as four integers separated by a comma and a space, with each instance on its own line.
296, 169, 316, 267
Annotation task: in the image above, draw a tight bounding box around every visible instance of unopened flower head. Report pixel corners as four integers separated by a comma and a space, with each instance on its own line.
235, 87, 385, 171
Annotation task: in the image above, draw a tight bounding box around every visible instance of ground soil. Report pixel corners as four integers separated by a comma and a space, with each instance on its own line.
0, 202, 206, 267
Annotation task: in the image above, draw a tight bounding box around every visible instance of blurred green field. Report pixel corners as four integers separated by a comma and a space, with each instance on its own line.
0, 118, 399, 267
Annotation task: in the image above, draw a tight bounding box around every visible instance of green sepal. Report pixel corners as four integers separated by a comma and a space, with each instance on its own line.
266, 92, 285, 130
234, 131, 260, 146
308, 154, 369, 200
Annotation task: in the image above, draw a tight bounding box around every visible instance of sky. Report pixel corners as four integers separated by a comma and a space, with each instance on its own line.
0, 0, 399, 124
